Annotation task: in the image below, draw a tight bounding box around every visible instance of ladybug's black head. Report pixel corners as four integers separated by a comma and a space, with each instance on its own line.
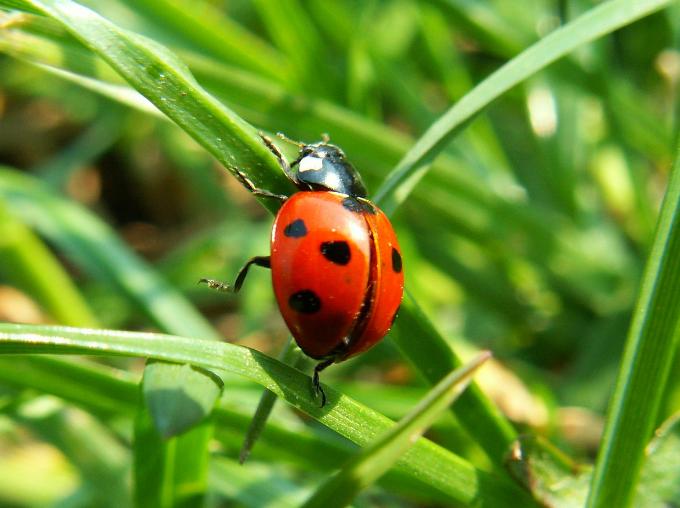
292, 142, 368, 198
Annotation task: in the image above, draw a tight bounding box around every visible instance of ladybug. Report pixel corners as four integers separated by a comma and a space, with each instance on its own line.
202, 134, 404, 406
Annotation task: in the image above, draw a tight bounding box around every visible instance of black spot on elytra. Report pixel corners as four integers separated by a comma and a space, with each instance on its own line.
284, 219, 307, 238
321, 241, 351, 265
342, 196, 377, 215
289, 290, 321, 314
391, 248, 402, 273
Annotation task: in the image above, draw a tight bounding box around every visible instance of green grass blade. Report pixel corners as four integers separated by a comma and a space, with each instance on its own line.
0, 166, 220, 505
302, 352, 491, 508
586, 144, 680, 506
0, 355, 138, 414
239, 337, 305, 464
114, 0, 289, 81
0, 167, 217, 339
6, 0, 293, 212
373, 0, 673, 214
0, 355, 451, 504
0, 323, 538, 507
391, 295, 516, 462
0, 199, 98, 326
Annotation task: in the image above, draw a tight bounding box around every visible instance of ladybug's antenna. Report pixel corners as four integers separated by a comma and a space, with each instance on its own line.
276, 132, 304, 148
320, 132, 330, 144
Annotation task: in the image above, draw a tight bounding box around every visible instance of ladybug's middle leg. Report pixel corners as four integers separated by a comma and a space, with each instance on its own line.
312, 358, 334, 408
200, 256, 271, 293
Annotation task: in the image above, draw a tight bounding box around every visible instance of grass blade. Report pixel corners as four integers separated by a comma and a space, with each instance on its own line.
0, 168, 217, 339
302, 352, 491, 508
373, 0, 673, 214
0, 199, 98, 326
0, 323, 537, 507
239, 337, 305, 464
7, 0, 294, 213
586, 143, 680, 506
391, 295, 516, 462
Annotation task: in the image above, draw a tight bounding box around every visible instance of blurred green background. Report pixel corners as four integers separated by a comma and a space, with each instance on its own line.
0, 0, 678, 506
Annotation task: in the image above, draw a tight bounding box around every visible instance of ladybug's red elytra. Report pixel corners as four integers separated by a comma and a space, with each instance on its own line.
202, 134, 404, 406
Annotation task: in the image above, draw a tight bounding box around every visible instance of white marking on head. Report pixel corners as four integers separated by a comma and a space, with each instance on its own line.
299, 156, 323, 172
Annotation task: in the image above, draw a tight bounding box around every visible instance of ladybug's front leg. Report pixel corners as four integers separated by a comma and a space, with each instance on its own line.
259, 132, 298, 183
200, 256, 271, 293
233, 168, 288, 202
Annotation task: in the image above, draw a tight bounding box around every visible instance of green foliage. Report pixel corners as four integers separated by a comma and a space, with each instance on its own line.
0, 0, 678, 506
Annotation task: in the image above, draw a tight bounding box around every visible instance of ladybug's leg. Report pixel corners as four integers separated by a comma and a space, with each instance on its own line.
259, 132, 299, 182
312, 358, 334, 407
200, 256, 271, 293
233, 168, 288, 202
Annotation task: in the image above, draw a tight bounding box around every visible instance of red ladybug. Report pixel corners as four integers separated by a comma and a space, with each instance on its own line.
203, 134, 404, 406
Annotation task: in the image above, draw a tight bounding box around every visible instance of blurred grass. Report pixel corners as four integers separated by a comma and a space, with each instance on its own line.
0, 0, 678, 506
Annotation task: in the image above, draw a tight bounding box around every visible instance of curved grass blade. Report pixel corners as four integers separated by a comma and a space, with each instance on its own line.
0, 323, 538, 507
586, 142, 680, 507
391, 294, 516, 463
8, 0, 294, 213
142, 361, 223, 438
0, 198, 98, 327
0, 355, 457, 504
302, 352, 491, 508
114, 0, 289, 82
373, 0, 673, 215
0, 168, 217, 339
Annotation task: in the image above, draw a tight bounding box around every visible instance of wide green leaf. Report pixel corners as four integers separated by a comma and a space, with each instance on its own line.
142, 361, 223, 438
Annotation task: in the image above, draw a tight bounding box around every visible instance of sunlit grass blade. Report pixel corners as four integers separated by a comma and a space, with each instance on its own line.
4, 0, 293, 213
391, 295, 516, 463
586, 144, 680, 507
115, 0, 289, 81
302, 352, 491, 508
0, 355, 454, 504
0, 323, 537, 507
373, 0, 673, 215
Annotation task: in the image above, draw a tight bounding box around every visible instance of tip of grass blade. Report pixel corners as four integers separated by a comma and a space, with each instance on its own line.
301, 350, 492, 508
238, 388, 279, 465
239, 337, 305, 464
